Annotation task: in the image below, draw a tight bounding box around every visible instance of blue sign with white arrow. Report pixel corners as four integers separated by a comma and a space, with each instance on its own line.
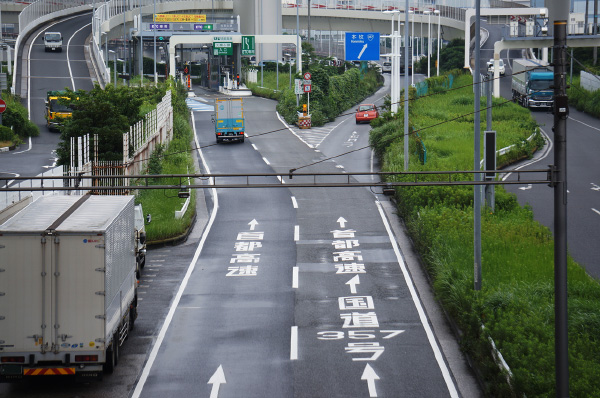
344, 32, 380, 61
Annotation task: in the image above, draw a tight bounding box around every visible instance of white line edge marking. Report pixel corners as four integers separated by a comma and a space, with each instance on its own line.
290, 326, 298, 360
67, 23, 91, 90
292, 266, 299, 289
291, 196, 298, 208
132, 112, 219, 398
502, 127, 552, 181
592, 208, 600, 216
252, 144, 258, 150
376, 200, 459, 397
262, 157, 270, 165
294, 225, 299, 241
569, 115, 600, 132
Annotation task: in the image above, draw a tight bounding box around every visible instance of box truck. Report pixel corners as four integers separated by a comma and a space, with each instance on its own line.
511, 58, 554, 109
212, 97, 245, 143
0, 195, 138, 381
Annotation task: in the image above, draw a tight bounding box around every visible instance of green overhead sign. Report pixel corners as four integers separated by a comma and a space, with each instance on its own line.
241, 36, 255, 56
213, 42, 233, 56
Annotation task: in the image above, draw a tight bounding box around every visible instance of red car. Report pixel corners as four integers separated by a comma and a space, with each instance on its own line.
355, 104, 379, 124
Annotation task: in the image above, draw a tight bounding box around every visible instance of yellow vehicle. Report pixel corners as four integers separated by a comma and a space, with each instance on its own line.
45, 91, 74, 131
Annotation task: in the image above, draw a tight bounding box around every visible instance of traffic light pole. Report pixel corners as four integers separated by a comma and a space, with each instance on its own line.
552, 19, 569, 398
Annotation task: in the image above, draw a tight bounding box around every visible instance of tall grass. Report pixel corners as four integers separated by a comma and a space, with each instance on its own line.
371, 72, 600, 397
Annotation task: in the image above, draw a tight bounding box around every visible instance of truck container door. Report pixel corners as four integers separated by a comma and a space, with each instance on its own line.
0, 234, 51, 353
49, 234, 106, 354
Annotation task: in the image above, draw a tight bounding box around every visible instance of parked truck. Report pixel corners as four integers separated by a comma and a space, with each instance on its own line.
46, 91, 75, 131
511, 58, 554, 109
212, 97, 245, 143
0, 195, 138, 381
43, 31, 63, 52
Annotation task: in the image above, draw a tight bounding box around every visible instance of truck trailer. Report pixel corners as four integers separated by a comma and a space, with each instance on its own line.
0, 195, 138, 381
511, 58, 554, 109
212, 97, 245, 143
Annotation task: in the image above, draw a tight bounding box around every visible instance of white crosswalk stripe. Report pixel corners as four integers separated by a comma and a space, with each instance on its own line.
185, 97, 213, 112
287, 125, 335, 148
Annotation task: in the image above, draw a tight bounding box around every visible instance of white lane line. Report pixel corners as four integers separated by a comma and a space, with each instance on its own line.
592, 208, 600, 216
290, 326, 298, 360
67, 22, 91, 90
502, 127, 552, 181
569, 116, 600, 132
132, 112, 219, 398
11, 137, 31, 154
262, 157, 270, 165
376, 200, 459, 398
294, 225, 299, 241
252, 144, 258, 150
292, 266, 299, 288
291, 196, 298, 208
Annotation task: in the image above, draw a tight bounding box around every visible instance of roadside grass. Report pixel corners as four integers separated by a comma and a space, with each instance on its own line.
134, 81, 196, 243
371, 72, 600, 396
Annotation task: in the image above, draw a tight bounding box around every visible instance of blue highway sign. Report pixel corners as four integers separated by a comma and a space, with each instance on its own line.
345, 32, 380, 61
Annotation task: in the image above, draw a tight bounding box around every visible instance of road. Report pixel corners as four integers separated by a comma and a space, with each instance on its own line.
481, 21, 600, 279
0, 13, 95, 186
0, 13, 481, 397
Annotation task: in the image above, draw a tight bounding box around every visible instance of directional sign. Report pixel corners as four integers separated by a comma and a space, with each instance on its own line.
194, 24, 213, 31
0, 99, 6, 114
213, 42, 233, 56
294, 79, 303, 95
345, 32, 380, 61
154, 13, 205, 22
241, 36, 255, 56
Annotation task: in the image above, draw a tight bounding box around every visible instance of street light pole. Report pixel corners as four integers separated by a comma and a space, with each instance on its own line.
425, 10, 431, 78
109, 50, 117, 88
409, 9, 414, 86
435, 9, 440, 76
153, 0, 157, 84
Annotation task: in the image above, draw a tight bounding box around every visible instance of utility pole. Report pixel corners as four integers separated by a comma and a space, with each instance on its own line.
552, 19, 569, 398
473, 0, 482, 291
307, 0, 311, 45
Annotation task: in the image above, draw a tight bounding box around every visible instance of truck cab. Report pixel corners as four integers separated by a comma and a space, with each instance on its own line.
45, 91, 75, 131
43, 32, 62, 52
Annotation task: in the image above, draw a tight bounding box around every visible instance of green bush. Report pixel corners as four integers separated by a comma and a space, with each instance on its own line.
371, 72, 600, 397
2, 94, 39, 138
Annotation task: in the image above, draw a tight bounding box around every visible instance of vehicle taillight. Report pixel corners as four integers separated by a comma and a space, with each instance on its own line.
1, 356, 25, 363
74, 355, 98, 362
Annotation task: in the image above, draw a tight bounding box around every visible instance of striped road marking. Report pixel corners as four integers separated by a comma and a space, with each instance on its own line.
185, 98, 213, 112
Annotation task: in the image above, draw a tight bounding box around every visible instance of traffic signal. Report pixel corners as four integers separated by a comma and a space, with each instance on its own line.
158, 36, 165, 41
302, 104, 307, 114
236, 74, 240, 84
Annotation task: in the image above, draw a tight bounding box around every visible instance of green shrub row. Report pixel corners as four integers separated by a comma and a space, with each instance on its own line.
371, 72, 600, 397
567, 76, 600, 118
1, 93, 39, 139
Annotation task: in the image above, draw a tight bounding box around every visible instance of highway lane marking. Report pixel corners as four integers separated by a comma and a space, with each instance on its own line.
376, 200, 459, 397
262, 157, 270, 165
290, 326, 298, 360
291, 196, 298, 208
569, 115, 600, 132
294, 225, 300, 241
132, 112, 220, 398
67, 22, 91, 90
252, 144, 258, 150
593, 208, 600, 216
502, 127, 552, 181
292, 266, 299, 288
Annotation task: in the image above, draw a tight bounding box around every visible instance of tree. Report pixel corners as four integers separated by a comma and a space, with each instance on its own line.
56, 84, 164, 166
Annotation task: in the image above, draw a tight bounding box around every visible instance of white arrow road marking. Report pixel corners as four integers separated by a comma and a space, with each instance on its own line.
346, 275, 360, 294
208, 365, 226, 398
248, 219, 259, 230
358, 44, 368, 59
591, 183, 600, 191
337, 217, 347, 228
361, 364, 380, 397
518, 184, 532, 191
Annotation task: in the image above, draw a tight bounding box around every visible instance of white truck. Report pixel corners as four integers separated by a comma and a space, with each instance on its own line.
43, 32, 63, 52
0, 195, 138, 381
